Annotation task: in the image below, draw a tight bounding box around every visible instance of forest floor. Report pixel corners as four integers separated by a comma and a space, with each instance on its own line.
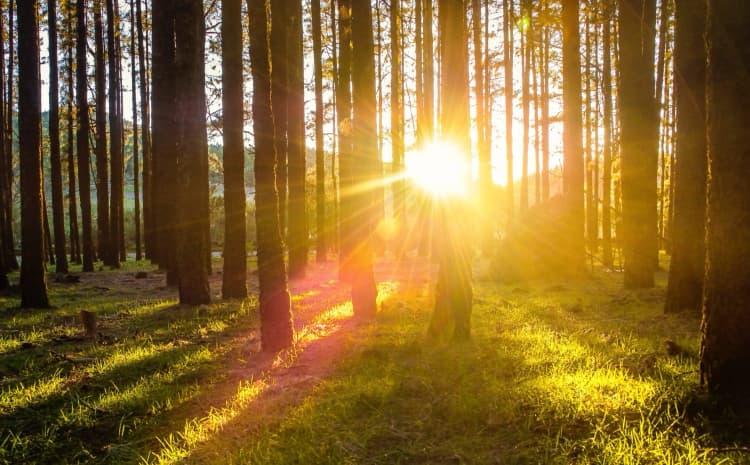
1, 254, 750, 464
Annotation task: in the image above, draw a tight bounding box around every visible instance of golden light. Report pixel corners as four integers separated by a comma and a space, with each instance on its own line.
406, 141, 470, 197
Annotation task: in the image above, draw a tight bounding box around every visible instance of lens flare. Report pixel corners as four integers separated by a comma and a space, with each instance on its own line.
406, 142, 470, 197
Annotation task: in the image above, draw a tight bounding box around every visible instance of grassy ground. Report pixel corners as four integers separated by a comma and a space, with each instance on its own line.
1, 257, 749, 464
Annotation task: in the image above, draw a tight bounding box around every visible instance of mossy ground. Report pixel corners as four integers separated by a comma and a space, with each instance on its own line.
1, 256, 748, 464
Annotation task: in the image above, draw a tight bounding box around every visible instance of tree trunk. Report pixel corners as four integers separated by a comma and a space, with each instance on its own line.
348, 0, 379, 318
391, 0, 404, 246
66, 2, 80, 264
221, 0, 248, 299
700, 0, 750, 396
270, 0, 288, 243
287, 0, 308, 278
136, 0, 153, 261
430, 0, 472, 341
503, 0, 514, 216
337, 0, 354, 279
94, 0, 110, 265
48, 0, 68, 274
472, 0, 489, 235
77, 0, 95, 272
174, 0, 211, 305
106, 0, 124, 267
562, 0, 584, 271
130, 0, 141, 261
0, 5, 8, 289
601, 0, 613, 268
664, 0, 706, 314
3, 0, 18, 271
617, 0, 657, 288
520, 0, 530, 213
18, 0, 50, 308
248, 0, 294, 351
312, 0, 326, 262
152, 0, 179, 283
423, 0, 434, 141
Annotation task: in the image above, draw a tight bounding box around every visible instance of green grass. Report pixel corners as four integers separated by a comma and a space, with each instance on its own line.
2, 258, 749, 464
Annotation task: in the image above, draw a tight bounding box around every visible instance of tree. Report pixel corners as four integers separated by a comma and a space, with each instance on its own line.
700, 0, 750, 395
174, 0, 211, 305
618, 0, 657, 288
428, 0, 472, 341
136, 0, 153, 260
94, 0, 110, 265
348, 0, 379, 317
18, 0, 50, 308
107, 0, 124, 267
221, 0, 248, 299
664, 0, 706, 314
247, 0, 294, 351
313, 0, 326, 261
473, 0, 489, 225
47, 0, 68, 274
130, 0, 141, 260
270, 0, 288, 241
77, 0, 95, 272
391, 0, 404, 244
66, 0, 81, 264
287, 0, 308, 278
601, 0, 614, 268
503, 0, 514, 215
562, 0, 584, 271
2, 1, 18, 271
337, 0, 354, 277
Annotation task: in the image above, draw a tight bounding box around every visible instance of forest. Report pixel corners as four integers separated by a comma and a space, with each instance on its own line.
2, 0, 750, 463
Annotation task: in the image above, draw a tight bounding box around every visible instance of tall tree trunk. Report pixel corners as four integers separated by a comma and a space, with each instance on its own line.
312, 0, 326, 261
562, 0, 584, 271
221, 0, 248, 299
94, 0, 110, 265
48, 0, 68, 273
270, 0, 288, 243
520, 0, 530, 213
700, 0, 750, 396
77, 0, 95, 272
617, 0, 657, 288
541, 14, 550, 200
430, 0, 472, 341
18, 0, 50, 308
3, 0, 18, 271
472, 0, 489, 232
66, 2, 80, 264
136, 0, 153, 260
287, 0, 308, 278
391, 0, 404, 245
348, 0, 379, 317
330, 0, 339, 254
106, 0, 124, 267
248, 0, 294, 351
130, 0, 141, 260
601, 0, 613, 267
664, 0, 705, 314
173, 0, 210, 305
152, 0, 179, 283
0, 4, 8, 288
337, 0, 354, 279
503, 0, 514, 216
423, 0, 434, 141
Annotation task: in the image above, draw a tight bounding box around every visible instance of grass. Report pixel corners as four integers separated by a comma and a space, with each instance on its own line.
2, 256, 750, 464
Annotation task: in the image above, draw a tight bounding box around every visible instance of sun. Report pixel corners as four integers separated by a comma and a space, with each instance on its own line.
406, 141, 470, 197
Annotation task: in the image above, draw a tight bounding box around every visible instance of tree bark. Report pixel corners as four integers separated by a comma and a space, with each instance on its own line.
3, 0, 18, 271
248, 0, 294, 351
391, 0, 404, 245
221, 0, 248, 299
130, 0, 141, 261
312, 0, 326, 262
664, 0, 706, 314
503, 0, 514, 215
700, 0, 750, 396
136, 0, 153, 260
174, 0, 211, 305
66, 1, 80, 264
77, 0, 95, 272
337, 0, 354, 279
601, 0, 614, 268
106, 0, 124, 267
18, 0, 50, 308
94, 0, 110, 265
270, 0, 288, 242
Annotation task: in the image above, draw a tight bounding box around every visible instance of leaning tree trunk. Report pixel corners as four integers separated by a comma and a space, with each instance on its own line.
18, 0, 50, 308
221, 0, 248, 299
699, 0, 750, 396
77, 0, 95, 272
248, 0, 294, 351
348, 0, 379, 318
174, 0, 211, 305
664, 0, 706, 314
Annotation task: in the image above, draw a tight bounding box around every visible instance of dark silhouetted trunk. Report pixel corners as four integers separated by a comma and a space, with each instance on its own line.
77, 0, 95, 271
700, 0, 750, 396
337, 0, 354, 278
248, 0, 294, 351
665, 0, 706, 314
312, 0, 326, 262
18, 0, 50, 308
601, 0, 613, 268
3, 1, 17, 271
391, 0, 404, 244
520, 0, 530, 213
137, 0, 153, 260
66, 2, 80, 264
130, 0, 141, 260
48, 0, 68, 273
94, 0, 110, 265
221, 0, 248, 299
106, 0, 123, 267
618, 0, 657, 288
503, 0, 514, 215
473, 0, 489, 221
270, 0, 288, 241
174, 0, 211, 305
